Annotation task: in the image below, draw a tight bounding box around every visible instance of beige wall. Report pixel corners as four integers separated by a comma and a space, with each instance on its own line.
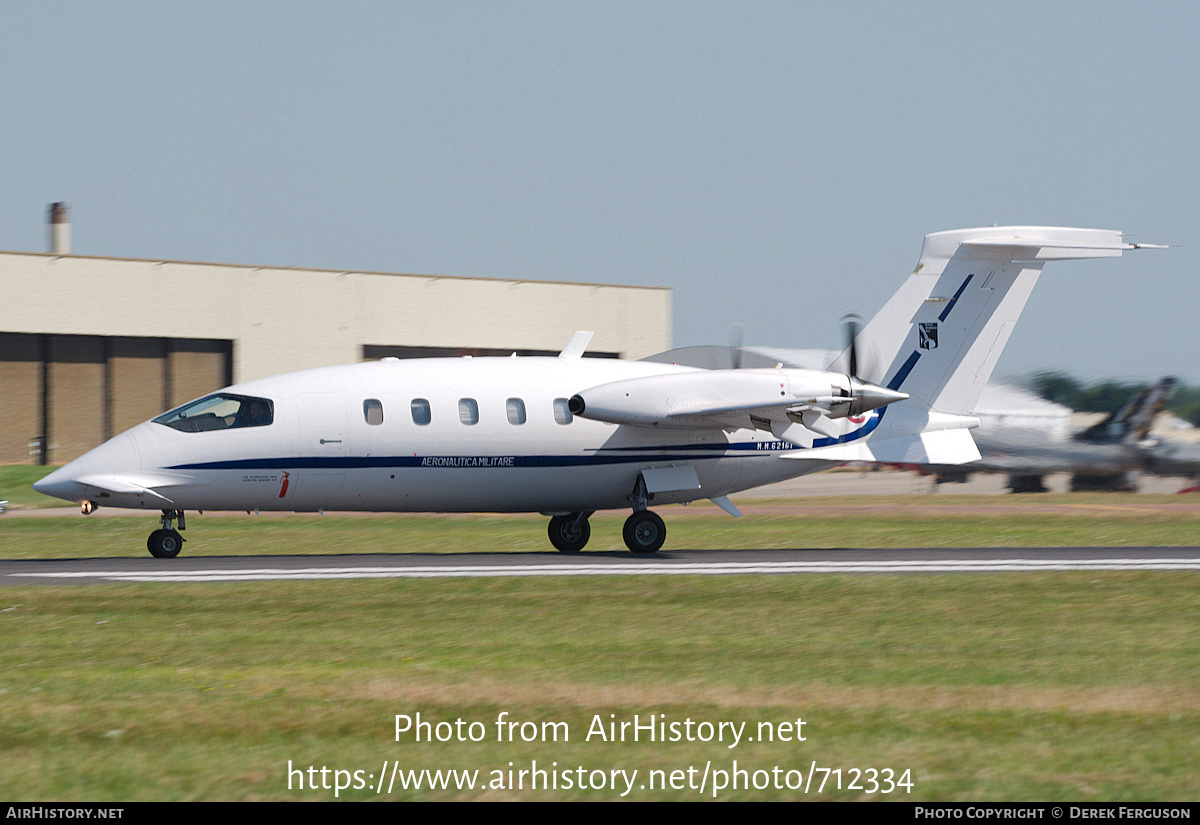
0, 252, 671, 383
0, 250, 671, 462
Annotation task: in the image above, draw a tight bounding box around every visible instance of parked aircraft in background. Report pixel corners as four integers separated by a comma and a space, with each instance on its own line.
1144, 420, 1200, 483
920, 377, 1198, 491
34, 227, 1157, 556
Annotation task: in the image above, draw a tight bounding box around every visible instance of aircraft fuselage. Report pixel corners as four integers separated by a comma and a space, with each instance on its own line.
37, 356, 837, 516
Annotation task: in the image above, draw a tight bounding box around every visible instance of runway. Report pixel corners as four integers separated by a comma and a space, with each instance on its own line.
5, 546, 1200, 585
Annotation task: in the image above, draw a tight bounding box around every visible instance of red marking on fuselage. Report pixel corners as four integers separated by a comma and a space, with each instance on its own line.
279, 471, 290, 498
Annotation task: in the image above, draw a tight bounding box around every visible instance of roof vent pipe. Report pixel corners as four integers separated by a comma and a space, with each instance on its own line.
48, 202, 70, 255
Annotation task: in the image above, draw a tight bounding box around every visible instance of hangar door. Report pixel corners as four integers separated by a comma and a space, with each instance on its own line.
0, 333, 232, 464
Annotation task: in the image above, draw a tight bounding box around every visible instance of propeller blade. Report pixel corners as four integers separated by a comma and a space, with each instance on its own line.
729, 323, 745, 370
840, 313, 863, 377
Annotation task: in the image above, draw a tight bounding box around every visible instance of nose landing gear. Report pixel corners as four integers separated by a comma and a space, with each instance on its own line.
148, 510, 186, 558
548, 511, 593, 553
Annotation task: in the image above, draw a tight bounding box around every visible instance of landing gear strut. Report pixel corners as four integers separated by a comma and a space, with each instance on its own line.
623, 475, 666, 553
548, 512, 592, 553
148, 510, 186, 558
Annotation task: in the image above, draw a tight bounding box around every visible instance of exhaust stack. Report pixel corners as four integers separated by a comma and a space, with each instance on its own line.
48, 202, 71, 255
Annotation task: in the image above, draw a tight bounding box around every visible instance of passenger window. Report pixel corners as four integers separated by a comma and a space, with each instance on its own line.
411, 398, 431, 425
363, 399, 384, 425
506, 398, 526, 425
459, 398, 479, 425
553, 398, 573, 425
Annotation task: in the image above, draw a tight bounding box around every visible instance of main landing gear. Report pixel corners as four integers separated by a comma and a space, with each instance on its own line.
148, 510, 186, 558
622, 510, 666, 554
623, 475, 665, 553
546, 475, 668, 554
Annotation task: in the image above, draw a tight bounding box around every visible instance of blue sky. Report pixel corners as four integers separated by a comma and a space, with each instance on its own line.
2, 1, 1196, 381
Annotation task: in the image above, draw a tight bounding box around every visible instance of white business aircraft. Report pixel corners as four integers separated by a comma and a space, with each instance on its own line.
34, 226, 1157, 557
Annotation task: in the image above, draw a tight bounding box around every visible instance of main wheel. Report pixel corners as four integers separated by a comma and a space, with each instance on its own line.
547, 514, 591, 553
623, 511, 666, 554
147, 529, 184, 558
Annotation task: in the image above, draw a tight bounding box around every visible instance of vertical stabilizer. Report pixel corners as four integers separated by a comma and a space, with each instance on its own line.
830, 227, 1134, 416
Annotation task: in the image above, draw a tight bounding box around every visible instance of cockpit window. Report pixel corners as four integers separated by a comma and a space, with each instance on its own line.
153, 394, 274, 432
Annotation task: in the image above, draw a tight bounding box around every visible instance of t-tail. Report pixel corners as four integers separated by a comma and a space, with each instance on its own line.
803, 226, 1160, 466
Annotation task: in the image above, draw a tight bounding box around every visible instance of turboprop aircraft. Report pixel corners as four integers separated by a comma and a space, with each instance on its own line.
33, 226, 1159, 557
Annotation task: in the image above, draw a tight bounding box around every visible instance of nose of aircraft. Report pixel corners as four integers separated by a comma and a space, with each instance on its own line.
33, 431, 144, 503
31, 465, 85, 502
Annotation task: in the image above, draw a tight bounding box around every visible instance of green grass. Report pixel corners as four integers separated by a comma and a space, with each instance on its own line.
1, 574, 1198, 800
2, 500, 1198, 559
0, 464, 71, 508
3, 464, 1198, 799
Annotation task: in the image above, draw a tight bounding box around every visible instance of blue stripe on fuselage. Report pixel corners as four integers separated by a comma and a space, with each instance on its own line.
166, 450, 767, 472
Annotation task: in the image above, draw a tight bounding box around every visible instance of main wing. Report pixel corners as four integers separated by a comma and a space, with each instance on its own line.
569, 366, 907, 447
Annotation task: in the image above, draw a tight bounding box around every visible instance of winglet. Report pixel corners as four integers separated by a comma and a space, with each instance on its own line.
558, 331, 594, 359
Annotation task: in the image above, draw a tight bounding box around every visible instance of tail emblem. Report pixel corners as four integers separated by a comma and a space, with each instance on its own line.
918, 323, 939, 350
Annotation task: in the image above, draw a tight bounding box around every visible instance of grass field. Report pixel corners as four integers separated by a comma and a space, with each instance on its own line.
1, 573, 1198, 801
2, 498, 1199, 558
2, 465, 1199, 800
0, 465, 72, 509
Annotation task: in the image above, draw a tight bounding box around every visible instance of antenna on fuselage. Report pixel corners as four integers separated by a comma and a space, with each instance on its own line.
558, 331, 594, 359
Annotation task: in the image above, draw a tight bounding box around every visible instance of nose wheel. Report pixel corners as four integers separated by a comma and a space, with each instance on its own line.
548, 512, 592, 553
148, 510, 186, 558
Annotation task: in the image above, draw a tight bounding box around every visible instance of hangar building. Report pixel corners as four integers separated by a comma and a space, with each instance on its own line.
0, 205, 672, 464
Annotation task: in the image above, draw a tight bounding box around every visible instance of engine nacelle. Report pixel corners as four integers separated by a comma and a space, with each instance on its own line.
570, 368, 906, 428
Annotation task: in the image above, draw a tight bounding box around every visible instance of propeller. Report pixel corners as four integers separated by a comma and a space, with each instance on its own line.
729, 322, 745, 370
782, 311, 906, 438
840, 312, 864, 379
